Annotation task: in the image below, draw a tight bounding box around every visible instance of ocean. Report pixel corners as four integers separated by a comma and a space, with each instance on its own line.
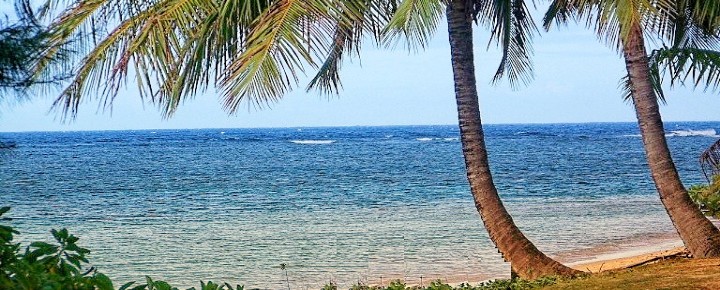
0, 122, 718, 289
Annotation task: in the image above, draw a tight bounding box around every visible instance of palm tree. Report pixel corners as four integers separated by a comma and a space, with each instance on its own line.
544, 0, 720, 257
381, 0, 583, 278
35, 0, 579, 279
440, 0, 580, 278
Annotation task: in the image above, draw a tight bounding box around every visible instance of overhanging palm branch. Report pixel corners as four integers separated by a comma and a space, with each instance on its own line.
543, 0, 678, 51
219, 0, 406, 111
644, 0, 720, 94
648, 47, 720, 92
647, 0, 719, 49
700, 138, 720, 181
544, 0, 718, 104
383, 0, 445, 50
306, 0, 398, 95
218, 0, 337, 112
684, 0, 720, 30
34, 0, 214, 118
36, 0, 399, 118
479, 0, 539, 88
384, 0, 539, 88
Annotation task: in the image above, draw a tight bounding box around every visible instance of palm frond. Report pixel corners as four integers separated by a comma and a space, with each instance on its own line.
306, 0, 398, 95
649, 0, 720, 51
32, 0, 106, 85
382, 0, 444, 51
543, 0, 575, 29
219, 0, 340, 113
649, 46, 720, 93
543, 0, 670, 51
40, 0, 214, 119
305, 21, 352, 96
687, 0, 720, 29
480, 0, 538, 88
155, 0, 273, 116
619, 69, 666, 104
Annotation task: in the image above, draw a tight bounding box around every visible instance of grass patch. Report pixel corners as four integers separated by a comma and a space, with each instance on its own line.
543, 258, 720, 289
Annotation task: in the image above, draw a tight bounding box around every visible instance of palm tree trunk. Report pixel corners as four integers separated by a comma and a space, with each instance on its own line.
445, 0, 580, 279
622, 20, 720, 258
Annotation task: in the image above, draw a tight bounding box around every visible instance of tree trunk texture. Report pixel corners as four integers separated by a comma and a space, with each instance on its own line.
445, 0, 581, 279
622, 20, 720, 258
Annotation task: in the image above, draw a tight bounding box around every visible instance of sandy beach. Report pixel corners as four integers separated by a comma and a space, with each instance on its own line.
568, 218, 720, 274
368, 219, 720, 288
365, 237, 690, 288
569, 245, 688, 273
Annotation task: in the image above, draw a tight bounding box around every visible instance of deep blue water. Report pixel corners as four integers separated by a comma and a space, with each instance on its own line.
0, 122, 718, 288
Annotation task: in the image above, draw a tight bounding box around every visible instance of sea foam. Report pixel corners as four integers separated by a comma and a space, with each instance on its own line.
290, 140, 336, 144
416, 137, 458, 142
666, 129, 719, 137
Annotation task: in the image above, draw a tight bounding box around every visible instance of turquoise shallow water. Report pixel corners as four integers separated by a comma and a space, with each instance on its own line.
0, 122, 717, 289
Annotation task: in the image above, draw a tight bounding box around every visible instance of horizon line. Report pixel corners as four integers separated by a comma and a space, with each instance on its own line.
2, 120, 719, 134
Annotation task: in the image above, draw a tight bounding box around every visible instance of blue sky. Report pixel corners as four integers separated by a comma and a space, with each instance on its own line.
0, 13, 718, 132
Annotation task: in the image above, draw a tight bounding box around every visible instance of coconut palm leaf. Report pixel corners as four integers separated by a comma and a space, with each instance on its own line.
478, 0, 539, 88
647, 0, 720, 50
35, 0, 400, 118
168, 0, 273, 114
543, 0, 673, 51
649, 47, 720, 92
384, 0, 539, 88
685, 0, 720, 29
383, 0, 444, 51
618, 70, 665, 103
306, 0, 397, 95
642, 0, 720, 101
37, 0, 215, 119
217, 0, 340, 112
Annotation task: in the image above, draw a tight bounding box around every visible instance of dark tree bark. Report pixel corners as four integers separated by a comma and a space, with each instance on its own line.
445, 0, 581, 279
622, 20, 720, 258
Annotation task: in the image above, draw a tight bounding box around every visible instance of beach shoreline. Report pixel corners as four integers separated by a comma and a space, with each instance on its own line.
365, 234, 692, 288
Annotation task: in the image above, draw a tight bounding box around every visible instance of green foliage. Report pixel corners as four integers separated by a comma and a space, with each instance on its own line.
0, 207, 110, 290
424, 280, 451, 290
0, 0, 71, 109
340, 277, 558, 290
118, 277, 243, 290
474, 277, 559, 289
348, 282, 371, 290
688, 175, 720, 218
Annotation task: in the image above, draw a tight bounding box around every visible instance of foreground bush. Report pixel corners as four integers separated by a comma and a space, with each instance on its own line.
332, 277, 557, 289
688, 176, 720, 218
1, 206, 556, 290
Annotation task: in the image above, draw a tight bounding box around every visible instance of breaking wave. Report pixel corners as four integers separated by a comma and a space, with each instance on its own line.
290, 140, 336, 144
666, 129, 719, 137
416, 137, 458, 142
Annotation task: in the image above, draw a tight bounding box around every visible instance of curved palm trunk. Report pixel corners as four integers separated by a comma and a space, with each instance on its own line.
445, 0, 580, 279
622, 21, 720, 258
